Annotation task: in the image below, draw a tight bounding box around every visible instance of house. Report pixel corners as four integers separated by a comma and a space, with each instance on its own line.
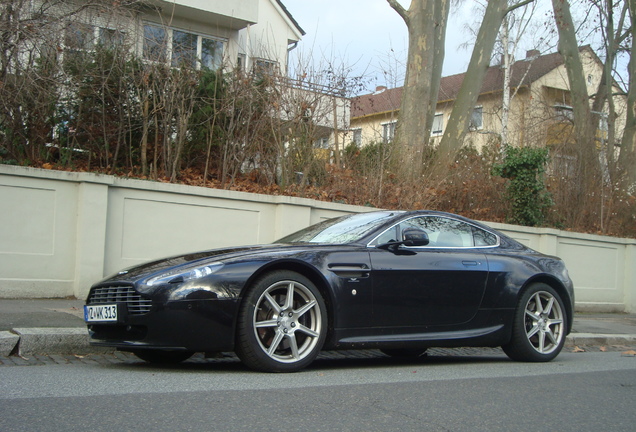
78, 0, 348, 146
2, 0, 350, 170
57, 0, 304, 74
349, 46, 626, 154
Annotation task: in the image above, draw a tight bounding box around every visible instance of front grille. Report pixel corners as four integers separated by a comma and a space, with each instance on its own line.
88, 285, 152, 315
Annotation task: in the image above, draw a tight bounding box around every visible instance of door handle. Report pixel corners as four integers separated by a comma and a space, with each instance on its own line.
462, 260, 479, 266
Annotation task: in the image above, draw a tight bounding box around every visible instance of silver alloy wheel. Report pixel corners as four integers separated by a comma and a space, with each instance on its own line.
252, 280, 323, 363
523, 290, 565, 354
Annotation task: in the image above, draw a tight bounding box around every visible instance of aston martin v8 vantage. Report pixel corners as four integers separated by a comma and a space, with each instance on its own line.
85, 210, 574, 372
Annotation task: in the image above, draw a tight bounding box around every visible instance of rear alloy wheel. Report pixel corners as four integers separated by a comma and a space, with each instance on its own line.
236, 271, 327, 372
503, 283, 567, 362
131, 349, 194, 364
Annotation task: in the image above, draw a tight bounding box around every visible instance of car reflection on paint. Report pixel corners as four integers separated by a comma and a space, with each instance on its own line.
85, 210, 574, 372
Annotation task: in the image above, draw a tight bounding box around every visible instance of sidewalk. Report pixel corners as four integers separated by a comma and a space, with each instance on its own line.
1, 298, 636, 357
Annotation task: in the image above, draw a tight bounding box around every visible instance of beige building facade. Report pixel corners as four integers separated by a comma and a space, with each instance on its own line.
349, 47, 626, 153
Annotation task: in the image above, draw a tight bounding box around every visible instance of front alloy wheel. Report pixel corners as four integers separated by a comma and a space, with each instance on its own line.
236, 271, 327, 372
503, 283, 567, 362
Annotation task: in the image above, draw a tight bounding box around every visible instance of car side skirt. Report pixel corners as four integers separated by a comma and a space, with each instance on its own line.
327, 308, 514, 350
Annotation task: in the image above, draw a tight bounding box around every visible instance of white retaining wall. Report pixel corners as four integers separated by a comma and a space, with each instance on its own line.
1, 165, 634, 312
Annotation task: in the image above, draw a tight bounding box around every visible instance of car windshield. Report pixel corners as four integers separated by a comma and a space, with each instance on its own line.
277, 212, 401, 244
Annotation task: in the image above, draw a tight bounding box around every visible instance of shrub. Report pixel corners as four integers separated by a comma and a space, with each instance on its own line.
492, 145, 553, 226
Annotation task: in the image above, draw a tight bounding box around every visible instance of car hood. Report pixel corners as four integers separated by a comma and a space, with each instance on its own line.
97, 243, 342, 284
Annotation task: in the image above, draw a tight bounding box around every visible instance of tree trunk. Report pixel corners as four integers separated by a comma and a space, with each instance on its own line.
387, 0, 450, 178
551, 0, 601, 200
500, 14, 511, 147
141, 99, 149, 176
618, 0, 635, 186
433, 0, 512, 174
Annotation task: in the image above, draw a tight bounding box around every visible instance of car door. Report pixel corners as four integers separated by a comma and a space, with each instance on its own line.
368, 215, 491, 329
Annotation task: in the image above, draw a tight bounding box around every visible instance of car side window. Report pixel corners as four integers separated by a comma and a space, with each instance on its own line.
472, 226, 498, 246
373, 225, 399, 245
371, 216, 498, 248
402, 216, 473, 247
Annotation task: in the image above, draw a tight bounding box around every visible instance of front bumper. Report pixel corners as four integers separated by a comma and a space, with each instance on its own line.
87, 298, 239, 352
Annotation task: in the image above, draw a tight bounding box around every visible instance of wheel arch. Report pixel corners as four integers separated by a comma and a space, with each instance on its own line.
238, 260, 336, 335
521, 275, 574, 334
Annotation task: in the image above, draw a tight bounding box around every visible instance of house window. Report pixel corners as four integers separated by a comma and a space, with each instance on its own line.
254, 58, 279, 76
143, 24, 225, 70
431, 113, 443, 136
202, 37, 224, 70
98, 28, 124, 48
63, 23, 125, 61
554, 105, 574, 122
237, 53, 247, 71
171, 29, 198, 67
352, 128, 362, 146
315, 137, 330, 149
64, 22, 95, 52
469, 107, 483, 130
143, 24, 167, 63
382, 121, 397, 143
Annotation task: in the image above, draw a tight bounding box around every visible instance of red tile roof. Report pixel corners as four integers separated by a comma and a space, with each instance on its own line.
352, 49, 572, 119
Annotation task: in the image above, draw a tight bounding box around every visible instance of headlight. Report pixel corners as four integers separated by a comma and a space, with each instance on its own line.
146, 262, 224, 286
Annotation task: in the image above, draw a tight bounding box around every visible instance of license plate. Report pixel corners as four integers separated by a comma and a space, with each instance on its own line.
84, 304, 118, 323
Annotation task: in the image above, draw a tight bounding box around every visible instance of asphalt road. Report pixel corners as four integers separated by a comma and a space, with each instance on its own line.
1, 351, 635, 431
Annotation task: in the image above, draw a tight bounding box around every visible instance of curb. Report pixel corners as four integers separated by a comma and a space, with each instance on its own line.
565, 333, 636, 347
3, 328, 636, 357
0, 331, 20, 356
9, 328, 113, 357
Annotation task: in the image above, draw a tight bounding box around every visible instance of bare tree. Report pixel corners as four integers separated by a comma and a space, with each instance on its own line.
618, 0, 635, 186
433, 0, 535, 173
387, 0, 450, 177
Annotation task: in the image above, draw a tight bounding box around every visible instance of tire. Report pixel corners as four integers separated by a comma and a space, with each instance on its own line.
503, 283, 567, 362
131, 349, 194, 364
235, 270, 327, 372
381, 348, 428, 358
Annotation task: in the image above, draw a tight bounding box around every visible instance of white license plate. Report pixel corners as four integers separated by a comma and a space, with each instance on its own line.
84, 304, 118, 323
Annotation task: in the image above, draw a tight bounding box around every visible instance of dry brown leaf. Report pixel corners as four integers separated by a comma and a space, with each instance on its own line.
621, 350, 636, 357
599, 346, 608, 352
572, 346, 586, 353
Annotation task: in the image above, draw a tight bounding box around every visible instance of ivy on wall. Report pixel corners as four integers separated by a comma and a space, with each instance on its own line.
492, 145, 553, 227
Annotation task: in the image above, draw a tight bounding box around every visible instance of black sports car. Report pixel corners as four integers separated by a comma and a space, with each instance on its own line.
85, 210, 574, 372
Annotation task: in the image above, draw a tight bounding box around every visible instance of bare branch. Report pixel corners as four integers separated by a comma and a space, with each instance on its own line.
386, 0, 409, 24
506, 0, 535, 14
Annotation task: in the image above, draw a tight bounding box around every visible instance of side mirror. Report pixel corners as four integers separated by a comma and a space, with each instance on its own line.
402, 228, 429, 246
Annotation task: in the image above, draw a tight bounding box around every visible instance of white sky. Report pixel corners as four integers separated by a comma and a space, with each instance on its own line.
282, 1, 629, 97
282, 0, 479, 94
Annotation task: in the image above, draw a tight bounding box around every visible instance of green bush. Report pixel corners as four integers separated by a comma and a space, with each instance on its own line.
492, 145, 553, 226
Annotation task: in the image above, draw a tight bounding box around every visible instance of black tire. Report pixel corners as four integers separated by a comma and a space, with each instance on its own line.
381, 348, 428, 358
503, 283, 567, 362
235, 270, 327, 372
131, 349, 194, 364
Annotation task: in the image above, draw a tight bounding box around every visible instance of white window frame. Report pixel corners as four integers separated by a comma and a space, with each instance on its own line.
237, 53, 247, 71
142, 23, 226, 70
64, 23, 125, 53
554, 104, 574, 122
253, 58, 279, 76
352, 128, 362, 146
469, 106, 483, 131
431, 113, 444, 136
315, 137, 330, 149
381, 121, 397, 143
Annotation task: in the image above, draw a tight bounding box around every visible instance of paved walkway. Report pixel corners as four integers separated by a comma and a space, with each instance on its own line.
1, 298, 635, 357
